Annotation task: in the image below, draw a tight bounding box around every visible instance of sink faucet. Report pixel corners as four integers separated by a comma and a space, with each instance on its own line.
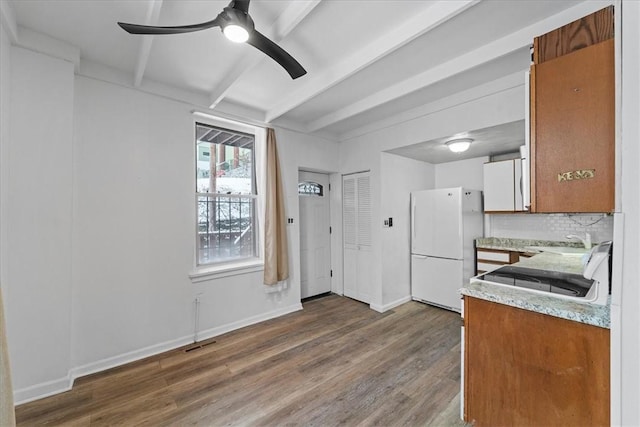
566, 232, 592, 249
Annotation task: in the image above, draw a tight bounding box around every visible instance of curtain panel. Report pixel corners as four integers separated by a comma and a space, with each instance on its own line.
263, 128, 289, 285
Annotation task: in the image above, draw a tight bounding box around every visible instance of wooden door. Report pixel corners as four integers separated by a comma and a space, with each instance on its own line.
531, 39, 614, 212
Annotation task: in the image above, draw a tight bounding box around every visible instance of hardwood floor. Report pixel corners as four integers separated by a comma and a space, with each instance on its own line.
16, 295, 466, 426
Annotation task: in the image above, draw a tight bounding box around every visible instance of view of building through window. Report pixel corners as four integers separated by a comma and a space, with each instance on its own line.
196, 122, 257, 265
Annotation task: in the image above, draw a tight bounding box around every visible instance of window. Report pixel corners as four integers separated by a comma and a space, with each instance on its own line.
196, 122, 258, 266
298, 181, 324, 196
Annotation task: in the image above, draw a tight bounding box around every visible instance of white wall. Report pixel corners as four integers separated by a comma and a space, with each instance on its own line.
339, 138, 383, 306
6, 47, 75, 397
2, 44, 339, 402
274, 126, 341, 304
0, 17, 11, 301
378, 86, 523, 153
617, 1, 640, 424
380, 153, 434, 307
71, 76, 196, 369
339, 80, 523, 311
70, 76, 339, 379
434, 157, 488, 191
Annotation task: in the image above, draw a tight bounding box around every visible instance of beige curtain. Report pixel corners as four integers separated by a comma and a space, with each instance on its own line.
0, 287, 15, 426
264, 128, 289, 285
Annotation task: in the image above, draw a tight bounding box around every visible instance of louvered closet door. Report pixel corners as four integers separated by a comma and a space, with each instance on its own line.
343, 172, 372, 304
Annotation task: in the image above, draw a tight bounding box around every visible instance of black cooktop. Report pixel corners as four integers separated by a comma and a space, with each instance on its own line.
476, 265, 594, 297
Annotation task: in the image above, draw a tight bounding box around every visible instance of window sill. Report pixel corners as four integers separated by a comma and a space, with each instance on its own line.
189, 259, 264, 283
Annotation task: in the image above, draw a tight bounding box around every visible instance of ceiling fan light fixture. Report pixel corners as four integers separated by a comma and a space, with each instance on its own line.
223, 24, 249, 43
445, 138, 473, 153
117, 0, 307, 79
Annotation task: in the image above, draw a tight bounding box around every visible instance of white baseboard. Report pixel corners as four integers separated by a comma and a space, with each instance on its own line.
13, 374, 73, 406
14, 334, 194, 406
195, 303, 303, 342
13, 303, 303, 405
69, 334, 194, 384
370, 295, 412, 313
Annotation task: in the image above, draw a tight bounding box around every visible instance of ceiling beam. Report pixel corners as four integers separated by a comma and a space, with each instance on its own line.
264, 0, 481, 123
306, 0, 614, 132
134, 0, 164, 87
208, 0, 322, 109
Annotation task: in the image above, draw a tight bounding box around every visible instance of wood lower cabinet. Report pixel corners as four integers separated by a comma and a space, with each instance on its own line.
463, 296, 610, 427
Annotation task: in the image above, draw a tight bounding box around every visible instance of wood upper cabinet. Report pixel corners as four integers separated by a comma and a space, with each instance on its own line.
530, 7, 614, 213
533, 6, 614, 64
463, 296, 610, 426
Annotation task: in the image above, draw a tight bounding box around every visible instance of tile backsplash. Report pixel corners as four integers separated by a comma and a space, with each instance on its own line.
487, 213, 613, 244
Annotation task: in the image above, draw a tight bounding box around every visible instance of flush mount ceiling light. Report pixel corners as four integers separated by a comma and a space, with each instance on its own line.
446, 138, 473, 153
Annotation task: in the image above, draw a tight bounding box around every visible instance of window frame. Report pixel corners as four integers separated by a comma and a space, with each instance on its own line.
190, 114, 265, 278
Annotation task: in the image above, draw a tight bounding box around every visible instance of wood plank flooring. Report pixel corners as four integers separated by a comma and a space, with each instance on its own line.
16, 295, 466, 426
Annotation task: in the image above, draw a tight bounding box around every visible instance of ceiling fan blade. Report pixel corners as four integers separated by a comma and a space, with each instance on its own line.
118, 17, 221, 35
230, 0, 250, 14
247, 30, 306, 79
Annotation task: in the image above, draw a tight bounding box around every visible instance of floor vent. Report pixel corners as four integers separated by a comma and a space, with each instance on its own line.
184, 339, 217, 353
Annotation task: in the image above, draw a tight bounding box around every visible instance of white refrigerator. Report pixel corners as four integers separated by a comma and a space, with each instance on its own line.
410, 188, 483, 312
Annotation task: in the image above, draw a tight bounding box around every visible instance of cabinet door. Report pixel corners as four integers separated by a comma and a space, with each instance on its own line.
532, 39, 614, 212
483, 160, 515, 212
464, 297, 610, 426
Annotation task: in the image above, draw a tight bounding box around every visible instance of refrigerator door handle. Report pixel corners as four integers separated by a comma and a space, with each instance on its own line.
411, 199, 416, 242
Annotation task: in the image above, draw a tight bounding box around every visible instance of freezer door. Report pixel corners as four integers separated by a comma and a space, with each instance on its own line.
412, 189, 463, 259
411, 255, 463, 312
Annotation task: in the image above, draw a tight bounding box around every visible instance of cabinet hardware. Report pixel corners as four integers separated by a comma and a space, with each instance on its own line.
557, 169, 596, 182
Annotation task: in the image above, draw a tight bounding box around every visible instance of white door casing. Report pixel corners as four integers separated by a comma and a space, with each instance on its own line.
299, 171, 331, 299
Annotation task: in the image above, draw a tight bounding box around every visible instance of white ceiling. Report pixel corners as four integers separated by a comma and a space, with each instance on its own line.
387, 120, 525, 165
8, 0, 608, 162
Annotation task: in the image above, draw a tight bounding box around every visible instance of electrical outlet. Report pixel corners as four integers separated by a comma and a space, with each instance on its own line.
383, 219, 389, 227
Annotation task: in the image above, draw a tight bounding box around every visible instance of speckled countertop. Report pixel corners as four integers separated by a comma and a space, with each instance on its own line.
475, 237, 585, 252
515, 251, 584, 274
461, 243, 610, 329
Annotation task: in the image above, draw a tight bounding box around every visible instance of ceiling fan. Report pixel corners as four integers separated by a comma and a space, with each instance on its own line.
118, 0, 307, 79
